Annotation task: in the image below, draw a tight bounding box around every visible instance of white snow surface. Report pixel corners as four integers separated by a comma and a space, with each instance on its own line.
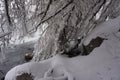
5, 16, 120, 80
84, 16, 120, 45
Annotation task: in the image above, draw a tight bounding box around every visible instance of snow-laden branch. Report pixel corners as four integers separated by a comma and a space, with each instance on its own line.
0, 32, 11, 38
28, 0, 73, 33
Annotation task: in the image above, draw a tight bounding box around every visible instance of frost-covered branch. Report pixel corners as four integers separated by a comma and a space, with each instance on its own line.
28, 0, 73, 33
0, 32, 11, 38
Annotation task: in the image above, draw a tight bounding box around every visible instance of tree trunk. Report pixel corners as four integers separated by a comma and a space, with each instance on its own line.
4, 0, 12, 30
31, 0, 120, 61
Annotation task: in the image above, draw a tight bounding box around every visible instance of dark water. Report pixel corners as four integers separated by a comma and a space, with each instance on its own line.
0, 42, 34, 79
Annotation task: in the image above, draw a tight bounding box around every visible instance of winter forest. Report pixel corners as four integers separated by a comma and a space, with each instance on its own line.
0, 0, 120, 80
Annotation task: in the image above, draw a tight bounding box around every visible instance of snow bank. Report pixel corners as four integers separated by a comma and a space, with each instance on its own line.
84, 16, 120, 45
5, 59, 51, 80
5, 16, 120, 80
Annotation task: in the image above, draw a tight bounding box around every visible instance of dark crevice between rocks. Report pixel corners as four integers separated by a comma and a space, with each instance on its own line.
16, 73, 34, 80
63, 37, 106, 58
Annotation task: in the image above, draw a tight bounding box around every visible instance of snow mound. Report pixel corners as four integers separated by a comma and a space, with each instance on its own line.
5, 16, 120, 80
5, 56, 74, 80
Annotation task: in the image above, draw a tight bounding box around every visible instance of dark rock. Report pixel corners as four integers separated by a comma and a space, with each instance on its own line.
82, 37, 105, 55
24, 53, 33, 62
16, 73, 33, 80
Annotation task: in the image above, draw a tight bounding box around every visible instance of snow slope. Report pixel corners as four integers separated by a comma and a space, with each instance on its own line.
5, 16, 120, 80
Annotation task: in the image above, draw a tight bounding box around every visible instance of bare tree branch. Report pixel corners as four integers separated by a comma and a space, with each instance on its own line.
41, 0, 52, 21
28, 0, 73, 33
0, 32, 11, 38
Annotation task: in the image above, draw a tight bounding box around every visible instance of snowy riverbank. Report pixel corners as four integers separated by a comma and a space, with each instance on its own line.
5, 16, 120, 80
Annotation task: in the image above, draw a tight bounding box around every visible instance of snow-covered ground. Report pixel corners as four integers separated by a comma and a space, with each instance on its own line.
5, 16, 120, 80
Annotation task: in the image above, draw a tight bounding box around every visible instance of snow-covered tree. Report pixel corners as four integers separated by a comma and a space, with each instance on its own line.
0, 0, 120, 61
32, 0, 120, 61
